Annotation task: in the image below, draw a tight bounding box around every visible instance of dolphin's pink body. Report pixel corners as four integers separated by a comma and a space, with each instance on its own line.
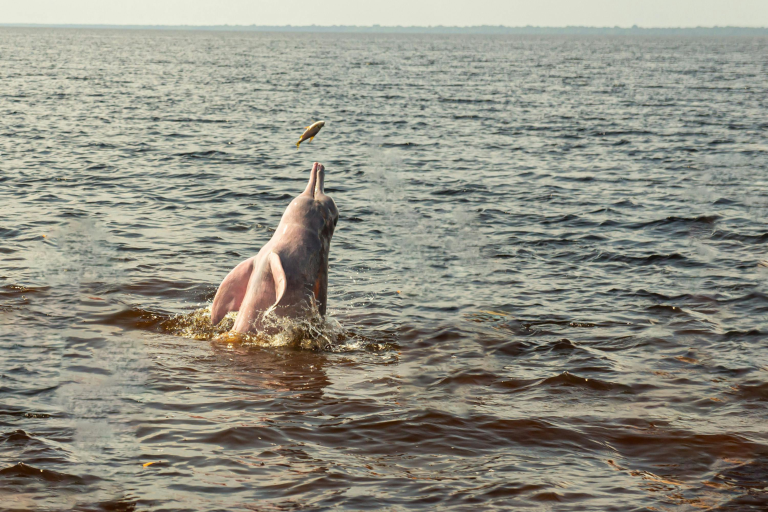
211, 162, 338, 333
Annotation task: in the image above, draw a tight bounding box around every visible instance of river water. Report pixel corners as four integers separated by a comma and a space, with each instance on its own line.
1, 28, 767, 511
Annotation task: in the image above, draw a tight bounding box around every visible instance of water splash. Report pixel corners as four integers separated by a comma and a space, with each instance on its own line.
158, 304, 396, 353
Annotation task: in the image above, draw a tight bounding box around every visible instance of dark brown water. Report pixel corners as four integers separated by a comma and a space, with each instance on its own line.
1, 28, 768, 511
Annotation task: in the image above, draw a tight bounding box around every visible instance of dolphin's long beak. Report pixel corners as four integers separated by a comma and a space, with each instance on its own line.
303, 162, 319, 198
314, 164, 325, 197
302, 162, 326, 198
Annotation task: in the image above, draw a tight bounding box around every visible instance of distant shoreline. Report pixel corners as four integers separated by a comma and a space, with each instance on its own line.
1, 24, 767, 36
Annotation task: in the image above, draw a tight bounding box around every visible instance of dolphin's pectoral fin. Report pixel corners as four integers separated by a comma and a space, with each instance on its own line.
211, 257, 255, 325
268, 252, 287, 309
309, 137, 313, 143
264, 252, 288, 317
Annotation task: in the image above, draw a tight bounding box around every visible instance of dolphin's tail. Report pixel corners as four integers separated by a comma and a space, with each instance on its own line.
296, 140, 301, 149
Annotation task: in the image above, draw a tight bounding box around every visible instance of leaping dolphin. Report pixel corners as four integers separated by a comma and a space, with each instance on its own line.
211, 162, 339, 334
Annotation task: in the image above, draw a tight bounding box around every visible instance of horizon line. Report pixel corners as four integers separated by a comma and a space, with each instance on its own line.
1, 23, 767, 34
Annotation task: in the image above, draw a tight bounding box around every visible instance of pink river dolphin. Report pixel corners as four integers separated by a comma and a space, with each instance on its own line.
211, 162, 339, 334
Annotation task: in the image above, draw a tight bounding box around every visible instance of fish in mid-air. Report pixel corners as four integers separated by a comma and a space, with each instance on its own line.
297, 121, 325, 149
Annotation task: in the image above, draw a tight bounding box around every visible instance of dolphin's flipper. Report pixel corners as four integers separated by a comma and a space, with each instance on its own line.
211, 257, 255, 325
268, 252, 286, 307
231, 252, 288, 332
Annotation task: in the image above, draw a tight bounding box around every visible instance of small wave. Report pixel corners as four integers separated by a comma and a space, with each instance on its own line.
152, 117, 229, 124
0, 429, 36, 443
438, 97, 497, 104
176, 150, 231, 160
632, 215, 720, 229
0, 284, 49, 297
712, 230, 768, 244
591, 130, 654, 137
586, 250, 691, 267
540, 213, 584, 225
730, 382, 768, 401
434, 369, 499, 390
0, 462, 98, 485
540, 371, 635, 393
380, 141, 417, 148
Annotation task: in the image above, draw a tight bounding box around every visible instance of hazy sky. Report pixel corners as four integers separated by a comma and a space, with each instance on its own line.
4, 0, 768, 27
